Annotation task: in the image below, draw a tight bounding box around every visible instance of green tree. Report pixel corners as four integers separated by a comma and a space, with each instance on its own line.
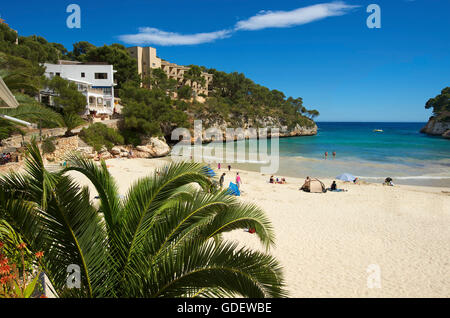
71, 41, 95, 59
199, 68, 318, 129
80, 44, 140, 88
306, 109, 320, 120
0, 142, 286, 298
41, 137, 56, 154
61, 113, 85, 137
177, 85, 193, 100
425, 87, 450, 116
79, 123, 124, 152
185, 65, 206, 88
0, 24, 68, 64
0, 53, 46, 96
143, 68, 177, 93
120, 83, 188, 141
47, 76, 87, 115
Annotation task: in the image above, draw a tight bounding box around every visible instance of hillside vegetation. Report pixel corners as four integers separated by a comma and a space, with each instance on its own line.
0, 22, 319, 146
421, 87, 450, 138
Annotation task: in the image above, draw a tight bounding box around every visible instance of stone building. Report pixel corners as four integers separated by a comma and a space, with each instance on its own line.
127, 46, 213, 97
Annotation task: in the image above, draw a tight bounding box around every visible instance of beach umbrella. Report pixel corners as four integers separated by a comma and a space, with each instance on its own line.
336, 173, 356, 182
202, 166, 216, 177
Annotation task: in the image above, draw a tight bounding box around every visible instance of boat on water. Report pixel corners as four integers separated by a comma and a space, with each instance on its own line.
373, 129, 383, 132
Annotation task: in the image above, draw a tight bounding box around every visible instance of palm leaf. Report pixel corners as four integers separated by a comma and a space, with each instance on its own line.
1, 141, 287, 298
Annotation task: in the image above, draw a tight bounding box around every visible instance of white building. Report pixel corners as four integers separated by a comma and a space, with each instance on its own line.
41, 60, 117, 117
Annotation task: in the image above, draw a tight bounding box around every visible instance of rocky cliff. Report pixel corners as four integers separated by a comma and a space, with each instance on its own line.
420, 113, 450, 139
183, 116, 318, 144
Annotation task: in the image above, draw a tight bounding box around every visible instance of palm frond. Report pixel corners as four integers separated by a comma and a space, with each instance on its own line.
0, 104, 63, 127
147, 241, 287, 298
117, 162, 213, 289
1, 144, 286, 298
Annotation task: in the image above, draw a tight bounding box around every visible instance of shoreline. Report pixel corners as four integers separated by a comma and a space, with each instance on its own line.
3, 152, 450, 188
228, 159, 450, 188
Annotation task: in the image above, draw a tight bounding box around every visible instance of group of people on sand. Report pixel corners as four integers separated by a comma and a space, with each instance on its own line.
300, 176, 348, 193
0, 153, 13, 165
269, 176, 286, 184
217, 163, 232, 172
324, 151, 337, 160
219, 171, 242, 189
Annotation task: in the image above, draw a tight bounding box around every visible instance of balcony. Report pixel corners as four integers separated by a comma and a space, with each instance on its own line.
88, 88, 104, 95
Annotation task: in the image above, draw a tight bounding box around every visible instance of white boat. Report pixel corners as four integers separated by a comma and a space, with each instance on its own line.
373, 129, 383, 132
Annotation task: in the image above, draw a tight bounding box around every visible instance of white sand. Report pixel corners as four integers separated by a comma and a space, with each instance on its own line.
68, 157, 450, 298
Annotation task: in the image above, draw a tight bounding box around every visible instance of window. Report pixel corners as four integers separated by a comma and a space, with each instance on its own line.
81, 72, 85, 78
56, 73, 61, 77
102, 87, 112, 96
95, 73, 108, 79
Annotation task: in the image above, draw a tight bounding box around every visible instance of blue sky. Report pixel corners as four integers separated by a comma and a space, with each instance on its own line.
1, 0, 449, 122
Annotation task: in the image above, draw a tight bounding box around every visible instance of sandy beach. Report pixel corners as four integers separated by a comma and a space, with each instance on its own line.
66, 157, 450, 298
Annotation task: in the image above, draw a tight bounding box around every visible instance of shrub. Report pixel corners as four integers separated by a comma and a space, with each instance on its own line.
41, 137, 56, 154
120, 129, 141, 147
79, 123, 124, 152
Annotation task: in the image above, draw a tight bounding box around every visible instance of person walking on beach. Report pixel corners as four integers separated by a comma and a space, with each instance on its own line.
218, 163, 221, 170
228, 165, 231, 171
219, 173, 226, 188
236, 172, 242, 189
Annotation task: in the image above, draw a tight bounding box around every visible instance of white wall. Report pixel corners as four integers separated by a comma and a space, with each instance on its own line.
43, 63, 116, 115
43, 63, 115, 93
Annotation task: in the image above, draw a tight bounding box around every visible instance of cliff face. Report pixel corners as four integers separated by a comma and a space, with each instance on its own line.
185, 116, 318, 144
420, 114, 450, 139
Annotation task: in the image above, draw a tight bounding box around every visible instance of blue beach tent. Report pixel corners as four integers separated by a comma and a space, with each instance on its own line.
202, 166, 216, 177
226, 182, 241, 196
336, 173, 356, 182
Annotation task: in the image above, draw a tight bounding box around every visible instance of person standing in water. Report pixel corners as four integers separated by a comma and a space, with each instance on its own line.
325, 152, 328, 160
236, 172, 242, 189
332, 151, 336, 159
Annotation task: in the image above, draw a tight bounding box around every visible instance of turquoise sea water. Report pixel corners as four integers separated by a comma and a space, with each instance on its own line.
273, 122, 450, 187
192, 122, 450, 187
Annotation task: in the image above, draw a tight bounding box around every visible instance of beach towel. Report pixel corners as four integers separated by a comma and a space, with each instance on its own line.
226, 182, 241, 196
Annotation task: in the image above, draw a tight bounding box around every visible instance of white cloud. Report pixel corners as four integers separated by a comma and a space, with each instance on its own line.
235, 2, 359, 31
119, 2, 359, 46
119, 27, 232, 46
